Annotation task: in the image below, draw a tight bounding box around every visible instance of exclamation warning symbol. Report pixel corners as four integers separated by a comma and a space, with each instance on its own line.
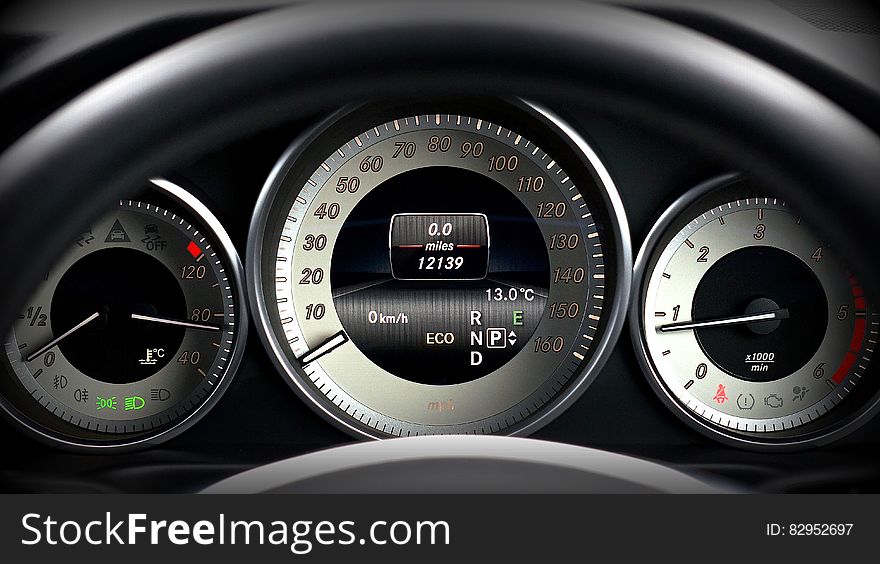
104, 219, 131, 243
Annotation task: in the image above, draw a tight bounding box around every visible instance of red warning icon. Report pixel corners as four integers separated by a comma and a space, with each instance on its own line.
713, 384, 729, 405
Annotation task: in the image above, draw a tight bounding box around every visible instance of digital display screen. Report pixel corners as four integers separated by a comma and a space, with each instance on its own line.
389, 213, 490, 280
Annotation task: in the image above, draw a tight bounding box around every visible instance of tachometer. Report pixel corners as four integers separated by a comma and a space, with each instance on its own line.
632, 174, 880, 449
0, 179, 246, 450
249, 102, 631, 438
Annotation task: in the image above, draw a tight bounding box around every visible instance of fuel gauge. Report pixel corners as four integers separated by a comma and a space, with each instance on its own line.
0, 179, 246, 450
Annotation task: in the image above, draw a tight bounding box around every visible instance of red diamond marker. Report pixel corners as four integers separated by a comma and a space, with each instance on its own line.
186, 241, 202, 259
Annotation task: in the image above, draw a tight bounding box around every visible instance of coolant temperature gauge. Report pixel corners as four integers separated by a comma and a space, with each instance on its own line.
0, 179, 246, 450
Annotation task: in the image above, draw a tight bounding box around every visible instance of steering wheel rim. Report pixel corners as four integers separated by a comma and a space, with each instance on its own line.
1, 0, 878, 335
201, 435, 732, 494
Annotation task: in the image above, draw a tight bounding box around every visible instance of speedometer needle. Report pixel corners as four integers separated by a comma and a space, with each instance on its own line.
131, 313, 221, 332
659, 309, 789, 332
300, 330, 349, 365
26, 311, 100, 362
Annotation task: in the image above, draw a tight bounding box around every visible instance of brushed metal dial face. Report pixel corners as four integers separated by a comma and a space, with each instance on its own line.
252, 106, 630, 438
642, 197, 876, 435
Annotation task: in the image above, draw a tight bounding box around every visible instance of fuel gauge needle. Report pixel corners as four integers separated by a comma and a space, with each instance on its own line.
131, 313, 221, 332
300, 330, 349, 365
26, 311, 100, 362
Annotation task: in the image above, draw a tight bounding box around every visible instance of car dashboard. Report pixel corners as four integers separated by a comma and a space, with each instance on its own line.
1, 0, 879, 494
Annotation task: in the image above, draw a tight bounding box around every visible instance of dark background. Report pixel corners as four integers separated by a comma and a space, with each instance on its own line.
1, 0, 879, 493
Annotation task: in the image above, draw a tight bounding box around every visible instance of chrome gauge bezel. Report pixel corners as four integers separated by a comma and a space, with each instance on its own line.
631, 173, 880, 451
247, 100, 632, 440
0, 178, 248, 452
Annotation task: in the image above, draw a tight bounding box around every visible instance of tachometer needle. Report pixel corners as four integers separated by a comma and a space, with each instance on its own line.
300, 330, 349, 365
659, 309, 789, 332
25, 311, 100, 362
131, 313, 221, 332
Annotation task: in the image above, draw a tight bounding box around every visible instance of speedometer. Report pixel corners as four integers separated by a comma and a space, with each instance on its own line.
248, 102, 631, 438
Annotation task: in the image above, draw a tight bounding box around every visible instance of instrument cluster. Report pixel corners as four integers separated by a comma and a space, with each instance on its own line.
2, 100, 878, 452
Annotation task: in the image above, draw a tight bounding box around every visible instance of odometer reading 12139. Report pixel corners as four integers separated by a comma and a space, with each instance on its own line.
249, 102, 631, 438
389, 213, 489, 280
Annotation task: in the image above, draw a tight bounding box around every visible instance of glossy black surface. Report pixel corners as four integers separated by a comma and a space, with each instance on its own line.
693, 246, 828, 382
0, 0, 878, 493
53, 248, 186, 383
